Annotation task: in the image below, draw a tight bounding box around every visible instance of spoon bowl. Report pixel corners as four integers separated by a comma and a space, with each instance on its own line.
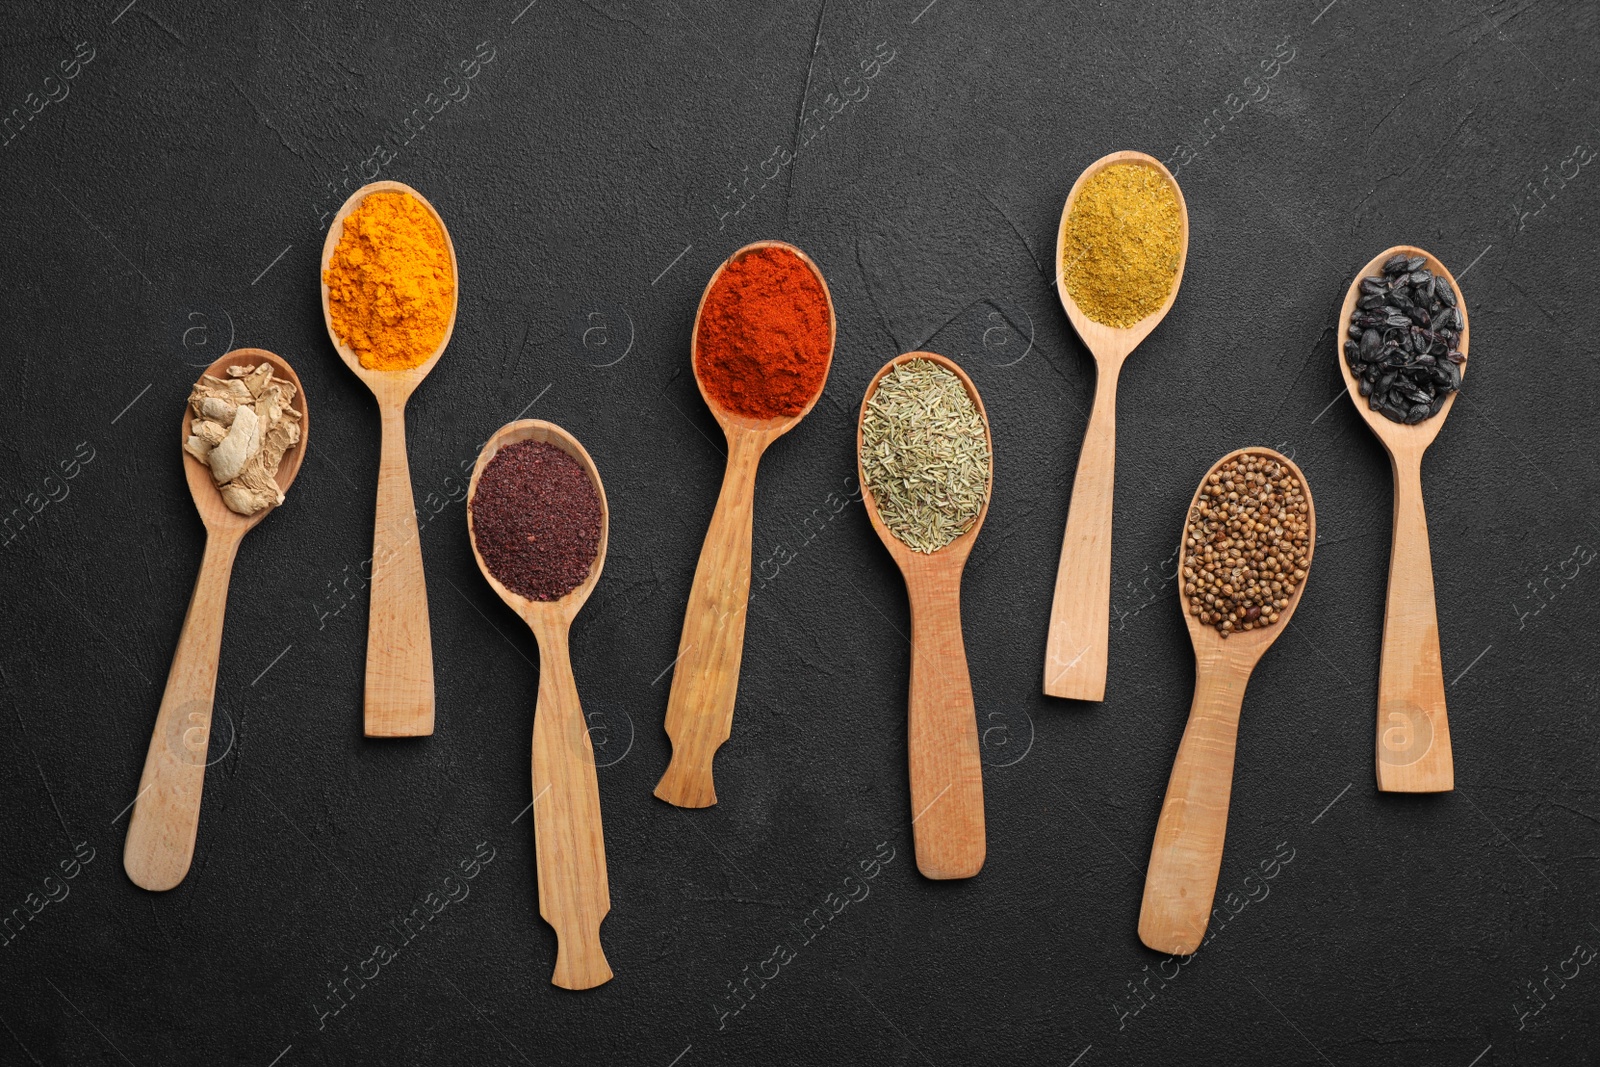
320, 180, 458, 397
857, 352, 994, 568
1140, 447, 1314, 954
321, 179, 458, 738
691, 239, 837, 442
467, 421, 608, 622
858, 351, 992, 880
1176, 448, 1317, 658
1337, 245, 1469, 451
467, 419, 613, 990
1044, 150, 1189, 702
179, 349, 309, 531
1337, 245, 1466, 793
1054, 150, 1191, 357
656, 240, 836, 809
125, 349, 308, 891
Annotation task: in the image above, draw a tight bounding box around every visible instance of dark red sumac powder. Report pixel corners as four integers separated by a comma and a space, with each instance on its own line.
470, 441, 602, 602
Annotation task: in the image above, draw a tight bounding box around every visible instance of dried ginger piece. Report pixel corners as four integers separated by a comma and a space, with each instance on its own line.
184, 363, 301, 515
198, 396, 238, 425
221, 460, 283, 514
208, 405, 260, 482
183, 418, 229, 463
231, 362, 274, 398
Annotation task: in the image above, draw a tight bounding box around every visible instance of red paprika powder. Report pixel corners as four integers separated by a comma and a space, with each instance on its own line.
694, 246, 832, 419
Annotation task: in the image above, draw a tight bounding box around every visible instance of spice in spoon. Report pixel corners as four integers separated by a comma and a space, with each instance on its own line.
1343, 253, 1465, 424
1182, 453, 1310, 638
324, 190, 454, 371
1060, 162, 1183, 328
471, 441, 601, 602
695, 246, 831, 418
861, 359, 990, 554
183, 363, 302, 516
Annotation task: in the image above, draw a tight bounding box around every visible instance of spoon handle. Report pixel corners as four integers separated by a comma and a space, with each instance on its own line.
1376, 453, 1454, 791
904, 564, 985, 879
1043, 362, 1120, 701
529, 621, 613, 990
365, 398, 435, 737
1139, 657, 1248, 954
124, 529, 242, 891
656, 432, 762, 808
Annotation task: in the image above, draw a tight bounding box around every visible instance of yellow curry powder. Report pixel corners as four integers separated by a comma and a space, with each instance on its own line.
1061, 162, 1183, 328
324, 191, 454, 371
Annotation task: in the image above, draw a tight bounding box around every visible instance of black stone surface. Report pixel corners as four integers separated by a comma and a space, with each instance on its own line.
2, 2, 1597, 1065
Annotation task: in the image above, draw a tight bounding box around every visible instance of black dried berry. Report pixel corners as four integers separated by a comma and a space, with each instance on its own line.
1360, 329, 1382, 360
1346, 254, 1466, 424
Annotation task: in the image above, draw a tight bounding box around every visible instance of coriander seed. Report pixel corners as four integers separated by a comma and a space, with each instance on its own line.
1181, 452, 1312, 638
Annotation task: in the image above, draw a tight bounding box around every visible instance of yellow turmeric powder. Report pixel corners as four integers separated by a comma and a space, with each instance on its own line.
1061, 162, 1184, 328
324, 191, 455, 371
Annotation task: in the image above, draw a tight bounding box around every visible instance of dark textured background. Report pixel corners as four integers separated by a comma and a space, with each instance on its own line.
3, 1, 1598, 1064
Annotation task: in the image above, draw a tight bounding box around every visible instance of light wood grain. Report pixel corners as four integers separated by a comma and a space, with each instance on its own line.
467, 420, 612, 990
124, 349, 308, 892
656, 241, 836, 809
654, 425, 765, 808
1139, 447, 1314, 954
1336, 245, 1466, 793
320, 179, 458, 738
858, 352, 991, 880
364, 378, 435, 737
1044, 150, 1189, 702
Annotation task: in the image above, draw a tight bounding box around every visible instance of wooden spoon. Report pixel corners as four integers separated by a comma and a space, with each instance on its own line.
1139, 447, 1314, 954
124, 348, 309, 891
466, 420, 612, 990
857, 352, 992, 880
320, 179, 458, 738
655, 241, 836, 809
1337, 245, 1467, 793
1043, 150, 1189, 702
